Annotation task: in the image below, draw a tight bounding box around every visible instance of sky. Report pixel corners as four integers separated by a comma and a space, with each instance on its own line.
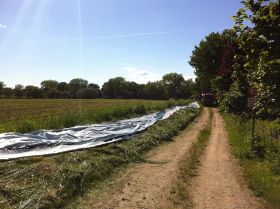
0, 0, 242, 88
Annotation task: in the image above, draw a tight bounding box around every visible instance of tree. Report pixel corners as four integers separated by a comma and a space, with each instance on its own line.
125, 81, 140, 99
183, 79, 196, 98
0, 81, 4, 90
47, 89, 63, 99
87, 83, 102, 98
76, 88, 101, 99
2, 87, 13, 98
14, 84, 24, 98
41, 80, 59, 93
57, 82, 68, 92
68, 78, 88, 98
139, 81, 167, 100
233, 0, 280, 118
101, 77, 128, 99
0, 81, 5, 96
24, 86, 43, 98
162, 73, 186, 99
189, 30, 237, 92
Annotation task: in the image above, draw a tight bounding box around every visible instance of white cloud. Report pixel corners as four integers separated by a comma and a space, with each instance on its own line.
123, 67, 162, 84
0, 24, 7, 29
183, 74, 196, 81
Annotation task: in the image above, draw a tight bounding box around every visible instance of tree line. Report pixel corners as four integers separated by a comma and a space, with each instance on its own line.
189, 0, 279, 119
0, 73, 196, 100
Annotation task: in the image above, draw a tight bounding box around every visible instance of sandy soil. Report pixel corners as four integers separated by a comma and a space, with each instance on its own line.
75, 108, 265, 209
79, 108, 209, 209
189, 109, 264, 209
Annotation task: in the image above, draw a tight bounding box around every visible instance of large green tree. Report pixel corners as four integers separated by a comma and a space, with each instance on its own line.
68, 78, 88, 98
139, 81, 167, 100
41, 80, 59, 92
162, 73, 188, 99
101, 77, 128, 99
24, 86, 43, 98
13, 84, 24, 98
189, 30, 237, 93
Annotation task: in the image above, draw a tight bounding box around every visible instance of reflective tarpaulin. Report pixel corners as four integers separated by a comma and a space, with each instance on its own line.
0, 102, 199, 160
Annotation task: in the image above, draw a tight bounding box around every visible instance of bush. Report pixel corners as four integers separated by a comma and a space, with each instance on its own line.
223, 86, 247, 114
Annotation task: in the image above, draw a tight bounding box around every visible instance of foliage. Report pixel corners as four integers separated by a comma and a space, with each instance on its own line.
232, 0, 280, 119
76, 88, 101, 99
68, 78, 89, 98
41, 80, 59, 93
222, 112, 280, 207
102, 77, 131, 99
0, 72, 196, 100
0, 81, 4, 93
138, 81, 167, 100
222, 75, 248, 114
13, 84, 24, 98
162, 73, 187, 99
24, 85, 43, 98
189, 30, 237, 92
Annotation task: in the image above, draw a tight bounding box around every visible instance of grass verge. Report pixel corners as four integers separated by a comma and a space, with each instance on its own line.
222, 112, 280, 209
163, 108, 213, 209
0, 106, 201, 209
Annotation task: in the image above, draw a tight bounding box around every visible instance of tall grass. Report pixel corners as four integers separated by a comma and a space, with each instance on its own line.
0, 99, 191, 133
0, 106, 200, 209
222, 112, 280, 208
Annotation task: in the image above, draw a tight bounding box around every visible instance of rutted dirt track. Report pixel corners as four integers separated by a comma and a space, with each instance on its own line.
77, 108, 264, 209
79, 109, 209, 209
189, 109, 264, 209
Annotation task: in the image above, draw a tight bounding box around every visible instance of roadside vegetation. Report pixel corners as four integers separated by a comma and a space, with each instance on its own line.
164, 108, 213, 209
189, 0, 279, 206
222, 112, 280, 208
0, 99, 190, 133
0, 106, 200, 209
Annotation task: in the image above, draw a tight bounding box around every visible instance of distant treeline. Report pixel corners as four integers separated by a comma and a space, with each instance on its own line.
0, 73, 196, 100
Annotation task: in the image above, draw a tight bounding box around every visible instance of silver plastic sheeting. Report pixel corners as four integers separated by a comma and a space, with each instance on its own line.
0, 102, 199, 160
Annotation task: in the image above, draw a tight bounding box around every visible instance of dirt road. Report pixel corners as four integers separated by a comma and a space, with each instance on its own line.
74, 108, 264, 209
76, 109, 209, 209
189, 109, 264, 209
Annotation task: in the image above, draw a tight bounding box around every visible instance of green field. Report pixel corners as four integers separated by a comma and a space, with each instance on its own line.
0, 99, 190, 133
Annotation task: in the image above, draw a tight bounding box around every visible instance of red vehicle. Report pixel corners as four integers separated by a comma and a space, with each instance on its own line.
200, 93, 218, 107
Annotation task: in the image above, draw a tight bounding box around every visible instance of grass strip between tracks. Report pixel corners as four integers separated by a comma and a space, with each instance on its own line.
163, 108, 213, 209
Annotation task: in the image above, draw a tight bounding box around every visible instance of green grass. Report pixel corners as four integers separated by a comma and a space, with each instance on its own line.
222, 112, 280, 209
0, 99, 190, 133
0, 106, 201, 209
166, 108, 213, 208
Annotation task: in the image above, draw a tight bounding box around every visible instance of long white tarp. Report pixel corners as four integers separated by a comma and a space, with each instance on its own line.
0, 102, 199, 160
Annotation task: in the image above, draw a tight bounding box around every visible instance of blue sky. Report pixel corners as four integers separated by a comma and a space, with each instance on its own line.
0, 0, 241, 88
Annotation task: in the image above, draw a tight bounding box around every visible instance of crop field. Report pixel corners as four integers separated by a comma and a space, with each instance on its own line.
0, 102, 200, 209
0, 99, 190, 133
